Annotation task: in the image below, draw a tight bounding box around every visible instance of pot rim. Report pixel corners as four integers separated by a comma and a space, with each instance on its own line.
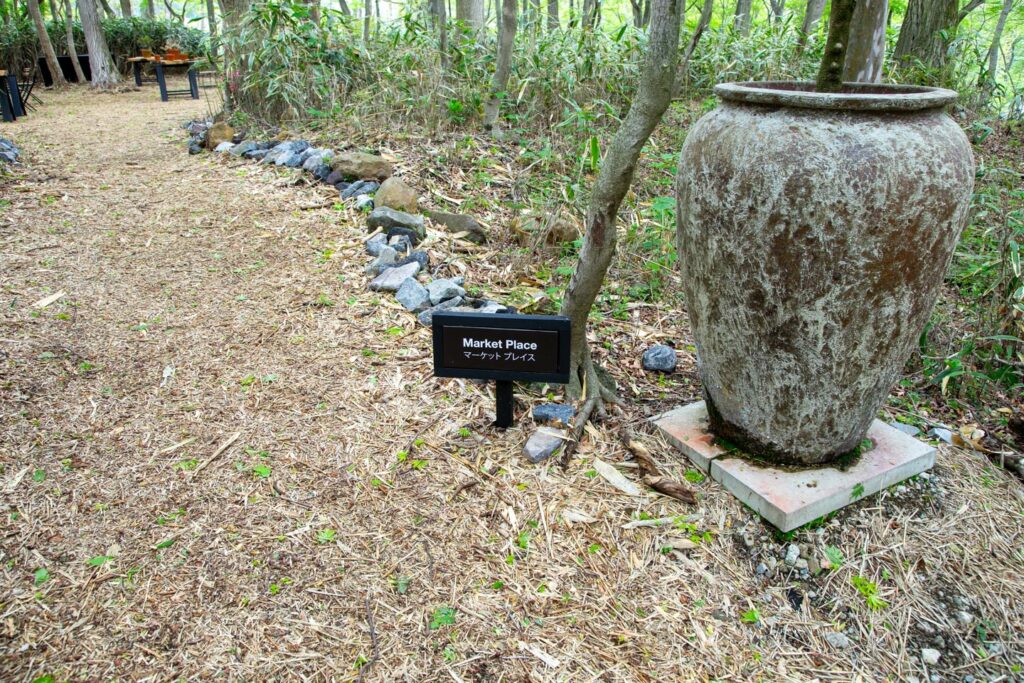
714, 81, 959, 112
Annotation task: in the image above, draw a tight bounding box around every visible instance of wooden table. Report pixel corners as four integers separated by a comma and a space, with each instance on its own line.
0, 69, 24, 122
127, 57, 199, 102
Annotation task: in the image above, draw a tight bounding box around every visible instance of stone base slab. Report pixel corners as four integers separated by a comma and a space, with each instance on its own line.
652, 401, 936, 532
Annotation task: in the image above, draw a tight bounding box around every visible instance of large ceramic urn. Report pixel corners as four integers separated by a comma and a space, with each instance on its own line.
675, 82, 975, 465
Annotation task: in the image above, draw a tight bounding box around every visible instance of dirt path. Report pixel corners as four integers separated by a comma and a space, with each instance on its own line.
1, 85, 1022, 682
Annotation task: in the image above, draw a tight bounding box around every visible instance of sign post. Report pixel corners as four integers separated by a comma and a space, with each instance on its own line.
432, 312, 571, 428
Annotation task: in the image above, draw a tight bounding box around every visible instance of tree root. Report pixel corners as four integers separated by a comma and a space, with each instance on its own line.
559, 352, 623, 470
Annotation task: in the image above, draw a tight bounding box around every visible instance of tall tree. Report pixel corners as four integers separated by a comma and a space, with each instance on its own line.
78, 0, 118, 87
768, 0, 784, 22
893, 0, 958, 71
63, 0, 87, 82
97, 0, 115, 17
845, 0, 888, 81
483, 0, 515, 130
674, 0, 712, 94
28, 0, 67, 87
733, 0, 751, 34
205, 0, 217, 57
797, 0, 826, 50
546, 0, 557, 29
118, 0, 130, 16
455, 0, 484, 28
337, 0, 351, 15
143, 0, 154, 18
982, 0, 1016, 99
559, 0, 681, 407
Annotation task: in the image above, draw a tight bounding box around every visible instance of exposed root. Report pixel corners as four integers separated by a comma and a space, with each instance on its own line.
559, 350, 623, 469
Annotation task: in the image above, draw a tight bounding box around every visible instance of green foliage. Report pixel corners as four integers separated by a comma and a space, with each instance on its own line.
851, 575, 889, 611
429, 606, 456, 629
0, 17, 207, 75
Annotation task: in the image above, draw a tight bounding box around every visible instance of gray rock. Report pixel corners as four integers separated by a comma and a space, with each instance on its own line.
954, 610, 973, 626
426, 278, 467, 305
928, 427, 953, 444
784, 544, 800, 567
889, 421, 921, 437
284, 151, 308, 168
523, 427, 567, 464
642, 344, 678, 373
921, 648, 941, 666
244, 149, 269, 160
369, 261, 421, 292
365, 233, 387, 257
824, 632, 851, 649
426, 210, 487, 244
388, 235, 412, 253
290, 140, 311, 154
395, 278, 431, 312
313, 163, 333, 182
230, 141, 258, 156
261, 142, 293, 163
364, 246, 398, 275
355, 194, 374, 211
326, 170, 347, 185
340, 180, 368, 199
302, 151, 324, 171
215, 141, 235, 153
755, 562, 768, 576
795, 558, 809, 570
396, 251, 429, 271
188, 143, 203, 155
386, 227, 420, 247
533, 403, 575, 428
367, 207, 425, 239
417, 297, 463, 326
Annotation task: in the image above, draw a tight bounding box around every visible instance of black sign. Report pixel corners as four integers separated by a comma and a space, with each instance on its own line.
432, 312, 571, 384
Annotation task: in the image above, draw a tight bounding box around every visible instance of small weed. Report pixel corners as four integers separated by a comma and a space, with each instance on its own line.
741, 608, 761, 624
851, 482, 866, 500
683, 469, 705, 484
316, 529, 336, 544
824, 546, 844, 568
851, 576, 888, 611
430, 606, 456, 629
33, 568, 49, 586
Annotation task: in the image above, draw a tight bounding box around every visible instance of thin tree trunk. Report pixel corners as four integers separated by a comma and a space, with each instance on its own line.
97, 0, 115, 18
118, 0, 130, 16
893, 0, 958, 71
143, 0, 154, 17
559, 0, 681, 400
674, 0, 712, 95
28, 0, 67, 87
844, 0, 888, 82
816, 0, 856, 90
78, 0, 118, 87
363, 0, 371, 40
438, 0, 449, 68
483, 0, 515, 131
733, 0, 751, 34
797, 0, 826, 50
982, 0, 1015, 100
546, 0, 557, 28
337, 0, 351, 14
205, 0, 217, 57
769, 0, 783, 22
64, 0, 87, 81
456, 0, 484, 28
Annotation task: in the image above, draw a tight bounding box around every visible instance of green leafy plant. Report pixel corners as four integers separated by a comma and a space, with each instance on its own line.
851, 576, 889, 611
429, 606, 456, 629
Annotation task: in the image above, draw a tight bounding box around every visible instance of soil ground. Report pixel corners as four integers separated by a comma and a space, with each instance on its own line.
1, 84, 1022, 682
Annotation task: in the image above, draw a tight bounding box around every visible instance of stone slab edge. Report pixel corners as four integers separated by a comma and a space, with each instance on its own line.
652, 401, 937, 532
650, 401, 728, 473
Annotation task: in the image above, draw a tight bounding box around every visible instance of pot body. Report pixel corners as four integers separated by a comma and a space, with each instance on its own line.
675, 82, 975, 465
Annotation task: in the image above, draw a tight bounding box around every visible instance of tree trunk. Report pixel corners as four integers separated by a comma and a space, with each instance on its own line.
456, 0, 484, 28
797, 0, 826, 50
97, 0, 115, 18
733, 0, 751, 34
143, 0, 154, 18
438, 0, 449, 68
769, 0, 783, 22
28, 0, 67, 87
982, 0, 1014, 100
205, 0, 217, 57
63, 0, 87, 82
581, 0, 598, 28
546, 0, 557, 29
894, 0, 958, 71
118, 0, 130, 16
363, 0, 371, 41
815, 0, 856, 91
559, 0, 681, 401
78, 0, 118, 87
673, 0, 712, 95
337, 0, 351, 15
844, 0, 888, 82
483, 0, 515, 131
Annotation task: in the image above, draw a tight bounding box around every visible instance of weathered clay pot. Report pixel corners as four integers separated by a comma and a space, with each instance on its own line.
675, 82, 974, 465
